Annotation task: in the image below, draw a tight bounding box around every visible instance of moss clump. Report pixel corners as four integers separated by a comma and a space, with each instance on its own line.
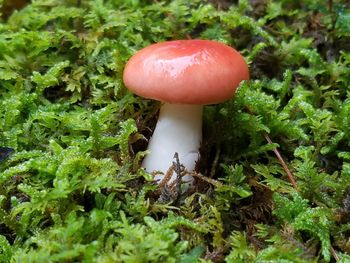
1, 0, 350, 262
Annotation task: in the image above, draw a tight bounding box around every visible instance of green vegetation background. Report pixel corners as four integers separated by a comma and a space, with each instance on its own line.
1, 0, 350, 262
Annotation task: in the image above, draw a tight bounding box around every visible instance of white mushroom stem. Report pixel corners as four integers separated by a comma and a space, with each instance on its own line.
142, 103, 203, 184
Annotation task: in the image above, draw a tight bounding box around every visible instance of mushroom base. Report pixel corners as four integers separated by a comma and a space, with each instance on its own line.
142, 103, 203, 184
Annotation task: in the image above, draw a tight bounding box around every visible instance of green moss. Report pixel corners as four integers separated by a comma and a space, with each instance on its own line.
1, 0, 350, 262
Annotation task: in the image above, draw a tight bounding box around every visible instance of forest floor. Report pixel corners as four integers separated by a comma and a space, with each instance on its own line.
1, 0, 350, 262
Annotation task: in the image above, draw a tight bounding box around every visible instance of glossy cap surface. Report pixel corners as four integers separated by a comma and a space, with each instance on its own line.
123, 40, 249, 104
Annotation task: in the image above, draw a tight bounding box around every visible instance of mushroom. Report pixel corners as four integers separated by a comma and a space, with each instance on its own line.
123, 40, 249, 184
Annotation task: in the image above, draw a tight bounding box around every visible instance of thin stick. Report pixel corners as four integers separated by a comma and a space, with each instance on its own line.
245, 106, 298, 189
192, 172, 223, 187
210, 147, 221, 178
263, 133, 298, 189
330, 245, 339, 262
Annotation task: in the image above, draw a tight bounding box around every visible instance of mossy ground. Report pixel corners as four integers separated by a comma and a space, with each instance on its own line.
1, 0, 350, 262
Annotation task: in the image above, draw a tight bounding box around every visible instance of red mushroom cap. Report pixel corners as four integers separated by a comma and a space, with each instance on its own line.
123, 40, 249, 105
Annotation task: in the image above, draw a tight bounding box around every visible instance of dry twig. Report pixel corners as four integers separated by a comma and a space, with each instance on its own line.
245, 107, 298, 189
330, 245, 340, 262
263, 133, 298, 189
